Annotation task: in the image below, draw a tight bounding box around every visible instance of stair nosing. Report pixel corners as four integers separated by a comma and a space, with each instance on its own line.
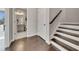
55, 32, 79, 42
59, 25, 79, 30
54, 36, 79, 50
51, 41, 68, 51
58, 28, 79, 35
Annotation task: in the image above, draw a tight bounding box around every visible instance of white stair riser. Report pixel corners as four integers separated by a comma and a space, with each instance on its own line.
55, 32, 79, 42
51, 41, 68, 51
54, 36, 79, 50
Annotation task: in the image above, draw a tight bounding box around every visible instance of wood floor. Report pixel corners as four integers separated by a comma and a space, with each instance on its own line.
8, 36, 56, 51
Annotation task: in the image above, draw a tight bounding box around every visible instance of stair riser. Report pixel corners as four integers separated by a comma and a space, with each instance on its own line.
57, 30, 79, 37
54, 34, 79, 45
53, 39, 78, 51
50, 40, 68, 51
51, 23, 79, 51
50, 44, 61, 51
61, 24, 79, 26
59, 27, 79, 31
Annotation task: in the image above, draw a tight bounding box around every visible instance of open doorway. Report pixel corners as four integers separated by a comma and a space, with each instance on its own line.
0, 8, 5, 50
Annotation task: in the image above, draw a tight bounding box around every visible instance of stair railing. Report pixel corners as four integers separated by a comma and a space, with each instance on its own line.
49, 10, 62, 24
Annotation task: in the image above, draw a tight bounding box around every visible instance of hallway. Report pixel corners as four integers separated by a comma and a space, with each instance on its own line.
8, 36, 56, 51
2, 8, 79, 51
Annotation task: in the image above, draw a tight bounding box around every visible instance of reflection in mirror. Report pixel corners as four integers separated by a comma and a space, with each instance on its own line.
15, 9, 27, 33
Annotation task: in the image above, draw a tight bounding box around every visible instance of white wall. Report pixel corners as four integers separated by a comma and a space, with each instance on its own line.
61, 8, 79, 23
49, 8, 60, 36
49, 8, 65, 39
9, 8, 13, 43
27, 8, 50, 44
49, 8, 61, 22
27, 8, 37, 37
37, 8, 49, 44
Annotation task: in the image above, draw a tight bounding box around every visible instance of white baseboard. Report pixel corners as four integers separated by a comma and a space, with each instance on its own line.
8, 33, 50, 48
27, 33, 37, 37
5, 33, 36, 49
37, 34, 51, 45
9, 33, 37, 46
45, 40, 51, 45
50, 34, 54, 39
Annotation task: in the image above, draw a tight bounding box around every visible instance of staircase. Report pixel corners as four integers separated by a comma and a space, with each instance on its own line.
50, 23, 79, 51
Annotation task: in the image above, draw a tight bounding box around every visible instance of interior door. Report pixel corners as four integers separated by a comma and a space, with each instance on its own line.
38, 8, 47, 40
13, 8, 27, 40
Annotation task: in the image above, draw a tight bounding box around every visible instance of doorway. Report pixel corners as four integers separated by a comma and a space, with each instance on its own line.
0, 9, 5, 50
13, 8, 27, 41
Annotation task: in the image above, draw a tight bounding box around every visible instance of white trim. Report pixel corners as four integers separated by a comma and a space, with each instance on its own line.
51, 41, 68, 51
54, 36, 79, 50
10, 33, 37, 45
58, 28, 79, 35
50, 34, 54, 39
60, 25, 79, 30
37, 33, 51, 45
12, 8, 27, 41
27, 33, 37, 37
5, 8, 10, 48
61, 22, 79, 24
49, 21, 61, 40
56, 32, 79, 42
49, 24, 60, 39
12, 8, 15, 42
45, 40, 51, 45
10, 33, 37, 46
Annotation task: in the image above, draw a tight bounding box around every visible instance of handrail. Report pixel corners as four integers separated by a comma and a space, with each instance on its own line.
49, 10, 62, 24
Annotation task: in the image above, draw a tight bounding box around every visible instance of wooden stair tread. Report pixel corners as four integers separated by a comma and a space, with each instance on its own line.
58, 28, 79, 35
51, 41, 68, 51
59, 25, 79, 30
54, 36, 79, 50
55, 32, 79, 42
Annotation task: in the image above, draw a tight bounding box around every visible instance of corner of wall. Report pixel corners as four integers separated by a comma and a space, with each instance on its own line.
27, 33, 37, 37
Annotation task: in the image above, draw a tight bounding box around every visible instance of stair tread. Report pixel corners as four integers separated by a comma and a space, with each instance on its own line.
56, 32, 79, 42
59, 25, 79, 30
61, 23, 79, 25
54, 36, 79, 50
58, 28, 79, 35
51, 41, 68, 51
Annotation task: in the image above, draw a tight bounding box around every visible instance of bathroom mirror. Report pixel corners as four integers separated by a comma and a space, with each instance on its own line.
15, 9, 27, 33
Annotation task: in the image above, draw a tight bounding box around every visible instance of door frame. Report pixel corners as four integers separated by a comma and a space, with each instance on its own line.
5, 8, 10, 48
37, 8, 49, 44
13, 8, 27, 41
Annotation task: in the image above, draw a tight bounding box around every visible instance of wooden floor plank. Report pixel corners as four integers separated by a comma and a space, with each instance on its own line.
8, 36, 56, 51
